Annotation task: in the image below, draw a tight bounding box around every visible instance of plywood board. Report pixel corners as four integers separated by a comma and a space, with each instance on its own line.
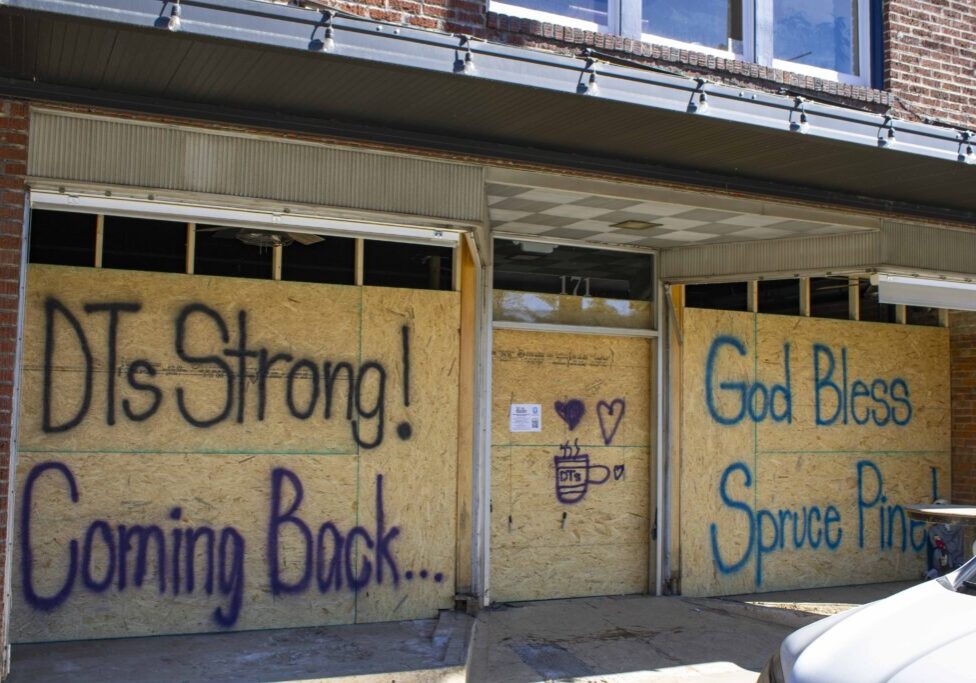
14, 265, 459, 641
490, 330, 651, 602
679, 309, 951, 597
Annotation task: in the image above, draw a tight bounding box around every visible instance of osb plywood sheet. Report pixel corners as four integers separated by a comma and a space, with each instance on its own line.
353, 287, 458, 623
680, 308, 951, 597
492, 543, 648, 603
490, 330, 651, 602
13, 453, 358, 642
491, 330, 651, 448
22, 265, 363, 454
15, 265, 459, 642
491, 446, 649, 550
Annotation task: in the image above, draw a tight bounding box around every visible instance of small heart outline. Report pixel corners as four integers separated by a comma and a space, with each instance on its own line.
597, 398, 626, 446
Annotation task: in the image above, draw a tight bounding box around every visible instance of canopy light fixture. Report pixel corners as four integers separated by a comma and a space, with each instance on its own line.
515, 241, 557, 255
611, 220, 661, 230
871, 273, 976, 311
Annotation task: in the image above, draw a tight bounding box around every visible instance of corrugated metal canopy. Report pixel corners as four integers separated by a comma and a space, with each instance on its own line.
2, 0, 976, 223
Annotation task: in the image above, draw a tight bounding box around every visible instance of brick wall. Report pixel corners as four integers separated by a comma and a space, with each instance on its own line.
885, 0, 976, 130
0, 99, 26, 678
951, 311, 976, 504
323, 0, 483, 34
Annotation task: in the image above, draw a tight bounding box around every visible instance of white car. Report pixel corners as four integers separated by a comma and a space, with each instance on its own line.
760, 558, 976, 682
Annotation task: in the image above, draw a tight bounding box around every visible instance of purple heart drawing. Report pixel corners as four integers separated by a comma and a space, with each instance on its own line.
554, 399, 586, 431
597, 398, 626, 445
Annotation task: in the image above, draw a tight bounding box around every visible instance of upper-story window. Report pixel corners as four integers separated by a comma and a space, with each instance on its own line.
492, 0, 871, 86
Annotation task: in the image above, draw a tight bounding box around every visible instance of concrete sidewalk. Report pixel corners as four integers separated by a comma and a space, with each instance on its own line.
8, 581, 916, 682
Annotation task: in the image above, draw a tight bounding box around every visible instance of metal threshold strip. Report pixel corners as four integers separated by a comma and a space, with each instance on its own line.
2, 0, 973, 166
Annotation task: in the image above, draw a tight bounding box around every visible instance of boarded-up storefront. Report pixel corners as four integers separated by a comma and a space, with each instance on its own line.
679, 308, 950, 596
490, 329, 653, 602
14, 264, 459, 641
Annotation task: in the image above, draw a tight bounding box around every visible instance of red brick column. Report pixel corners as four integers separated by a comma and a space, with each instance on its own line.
885, 0, 976, 130
0, 99, 27, 679
951, 311, 976, 504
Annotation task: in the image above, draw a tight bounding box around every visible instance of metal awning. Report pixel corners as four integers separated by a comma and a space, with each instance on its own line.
2, 0, 976, 224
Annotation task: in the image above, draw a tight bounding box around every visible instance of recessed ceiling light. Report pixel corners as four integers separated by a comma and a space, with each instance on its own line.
611, 220, 661, 230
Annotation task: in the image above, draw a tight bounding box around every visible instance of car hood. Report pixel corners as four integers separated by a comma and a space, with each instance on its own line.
789, 579, 976, 683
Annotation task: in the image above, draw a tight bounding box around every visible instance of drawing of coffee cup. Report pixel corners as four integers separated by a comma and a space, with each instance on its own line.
554, 453, 610, 504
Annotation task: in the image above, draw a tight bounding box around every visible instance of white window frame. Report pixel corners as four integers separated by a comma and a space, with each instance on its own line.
766, 0, 872, 87
640, 0, 755, 63
492, 0, 871, 87
491, 0, 616, 34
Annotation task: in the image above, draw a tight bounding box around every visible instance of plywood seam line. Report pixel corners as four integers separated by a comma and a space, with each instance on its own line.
1, 198, 31, 678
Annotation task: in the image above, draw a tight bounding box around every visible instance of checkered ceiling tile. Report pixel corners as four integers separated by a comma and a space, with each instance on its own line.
487, 183, 870, 248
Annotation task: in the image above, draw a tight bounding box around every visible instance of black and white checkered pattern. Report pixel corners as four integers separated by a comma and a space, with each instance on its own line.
487, 183, 869, 248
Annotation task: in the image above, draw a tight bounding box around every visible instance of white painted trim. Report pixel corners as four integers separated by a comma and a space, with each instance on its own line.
640, 0, 755, 64
770, 0, 872, 87
654, 278, 665, 596
771, 58, 870, 87
490, 0, 608, 32
479, 258, 494, 607
2, 197, 31, 677
493, 232, 656, 254
639, 33, 743, 61
30, 191, 462, 248
492, 320, 658, 337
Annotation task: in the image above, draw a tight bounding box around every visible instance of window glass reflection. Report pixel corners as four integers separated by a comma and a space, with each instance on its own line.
774, 0, 858, 74
492, 239, 655, 329
642, 0, 743, 52
503, 0, 607, 25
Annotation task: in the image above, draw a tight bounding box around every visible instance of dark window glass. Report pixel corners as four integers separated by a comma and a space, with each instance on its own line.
810, 277, 852, 320
194, 225, 273, 279
685, 282, 748, 311
282, 235, 355, 285
643, 0, 743, 51
102, 216, 186, 273
364, 240, 453, 291
858, 279, 896, 323
758, 279, 799, 316
493, 240, 653, 301
907, 306, 940, 327
774, 0, 859, 75
29, 209, 96, 266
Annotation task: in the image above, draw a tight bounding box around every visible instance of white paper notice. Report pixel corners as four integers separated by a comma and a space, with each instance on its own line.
510, 404, 542, 432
